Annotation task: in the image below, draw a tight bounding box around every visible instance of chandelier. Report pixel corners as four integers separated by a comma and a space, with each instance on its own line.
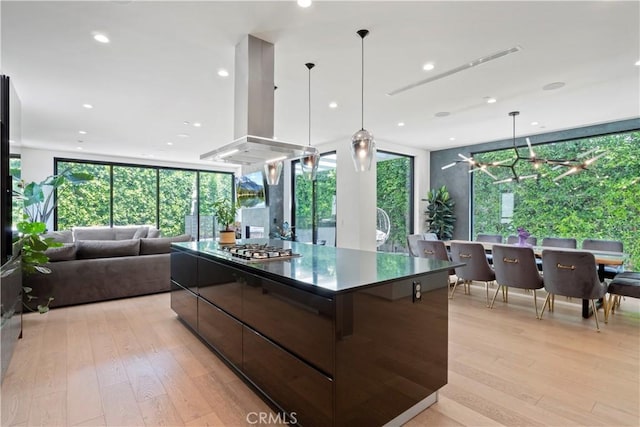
442, 111, 605, 183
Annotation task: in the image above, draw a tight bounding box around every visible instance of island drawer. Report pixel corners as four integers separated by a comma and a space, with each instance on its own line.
243, 327, 333, 427
170, 281, 197, 331
198, 297, 242, 368
170, 249, 197, 293
243, 275, 334, 376
197, 256, 242, 318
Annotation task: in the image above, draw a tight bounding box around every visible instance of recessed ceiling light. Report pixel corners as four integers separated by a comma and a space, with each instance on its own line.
298, 0, 312, 7
77, 140, 84, 143
76, 146, 83, 150
193, 122, 201, 127
635, 60, 640, 66
329, 102, 338, 109
422, 63, 435, 71
217, 69, 229, 77
530, 121, 539, 126
177, 133, 189, 138
397, 122, 405, 127
167, 142, 173, 146
78, 130, 87, 134
542, 82, 565, 91
435, 111, 450, 117
93, 33, 110, 44
449, 137, 456, 141
183, 121, 190, 125
83, 103, 93, 109
486, 97, 497, 104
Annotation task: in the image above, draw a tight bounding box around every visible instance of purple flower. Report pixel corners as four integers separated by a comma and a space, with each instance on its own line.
517, 227, 530, 239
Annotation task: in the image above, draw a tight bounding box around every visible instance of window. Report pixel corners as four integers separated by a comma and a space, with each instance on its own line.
376, 151, 414, 252
56, 161, 111, 229
9, 155, 21, 229
54, 158, 233, 238
292, 152, 337, 246
471, 130, 640, 269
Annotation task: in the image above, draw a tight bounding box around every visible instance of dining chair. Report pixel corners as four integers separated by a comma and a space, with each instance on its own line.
541, 237, 577, 249
606, 272, 640, 320
450, 241, 496, 305
540, 249, 608, 331
582, 239, 624, 279
422, 232, 438, 241
490, 244, 544, 318
406, 234, 423, 257
416, 240, 457, 286
506, 235, 538, 246
476, 234, 503, 243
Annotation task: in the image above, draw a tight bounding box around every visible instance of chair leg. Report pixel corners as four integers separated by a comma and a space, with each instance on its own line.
551, 294, 555, 312
540, 293, 551, 320
449, 279, 459, 299
606, 293, 615, 318
485, 282, 490, 307
532, 289, 539, 319
490, 285, 502, 309
591, 299, 600, 332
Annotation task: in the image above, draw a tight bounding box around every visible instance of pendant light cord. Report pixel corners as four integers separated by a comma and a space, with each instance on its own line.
309, 66, 311, 146
361, 34, 364, 130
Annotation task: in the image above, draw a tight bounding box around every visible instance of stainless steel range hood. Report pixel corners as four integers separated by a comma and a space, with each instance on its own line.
200, 35, 317, 165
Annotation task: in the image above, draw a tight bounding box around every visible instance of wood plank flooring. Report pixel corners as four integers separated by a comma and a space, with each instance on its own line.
2, 284, 638, 426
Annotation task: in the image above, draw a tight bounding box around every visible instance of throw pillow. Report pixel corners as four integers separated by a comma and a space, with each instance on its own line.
133, 226, 149, 239
44, 242, 77, 262
147, 227, 161, 238
114, 226, 143, 240
76, 239, 140, 259
42, 230, 73, 244
73, 227, 116, 241
139, 234, 191, 255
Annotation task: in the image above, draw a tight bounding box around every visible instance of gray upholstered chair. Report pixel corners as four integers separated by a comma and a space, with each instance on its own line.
490, 244, 544, 318
407, 234, 423, 257
541, 249, 608, 331
542, 237, 577, 249
422, 232, 438, 241
476, 234, 503, 243
450, 241, 496, 305
416, 240, 456, 285
506, 235, 538, 246
606, 272, 640, 320
582, 239, 624, 279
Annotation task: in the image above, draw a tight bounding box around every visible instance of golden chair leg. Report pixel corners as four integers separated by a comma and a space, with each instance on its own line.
606, 293, 615, 318
490, 285, 502, 309
551, 294, 555, 312
591, 299, 600, 332
533, 289, 539, 319
540, 293, 551, 319
485, 282, 490, 307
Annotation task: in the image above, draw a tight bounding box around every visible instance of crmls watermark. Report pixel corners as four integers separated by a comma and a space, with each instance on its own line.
246, 411, 298, 425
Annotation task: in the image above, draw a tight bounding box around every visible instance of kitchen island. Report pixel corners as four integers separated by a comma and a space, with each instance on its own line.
170, 240, 459, 426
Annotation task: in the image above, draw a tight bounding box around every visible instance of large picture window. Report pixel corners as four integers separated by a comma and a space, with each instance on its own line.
471, 130, 640, 269
54, 159, 233, 238
292, 152, 337, 246
376, 151, 414, 253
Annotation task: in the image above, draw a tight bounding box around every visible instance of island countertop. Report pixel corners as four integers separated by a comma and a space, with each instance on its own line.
172, 239, 460, 295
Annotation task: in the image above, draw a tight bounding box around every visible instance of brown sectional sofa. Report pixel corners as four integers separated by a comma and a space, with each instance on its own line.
25, 226, 191, 310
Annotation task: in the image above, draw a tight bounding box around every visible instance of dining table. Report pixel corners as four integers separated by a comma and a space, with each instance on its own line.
443, 240, 627, 318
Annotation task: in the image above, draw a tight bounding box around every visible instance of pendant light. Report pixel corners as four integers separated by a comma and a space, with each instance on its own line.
301, 62, 319, 180
350, 29, 376, 172
264, 158, 284, 186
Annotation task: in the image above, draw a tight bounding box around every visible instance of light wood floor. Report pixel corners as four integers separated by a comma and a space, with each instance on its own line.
2, 285, 638, 426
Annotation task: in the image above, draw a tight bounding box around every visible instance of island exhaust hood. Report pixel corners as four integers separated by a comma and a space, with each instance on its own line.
200, 35, 317, 165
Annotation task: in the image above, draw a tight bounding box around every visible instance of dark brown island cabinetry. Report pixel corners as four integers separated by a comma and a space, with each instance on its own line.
170, 240, 458, 426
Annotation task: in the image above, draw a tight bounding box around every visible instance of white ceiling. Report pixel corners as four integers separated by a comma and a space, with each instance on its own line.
2, 1, 639, 166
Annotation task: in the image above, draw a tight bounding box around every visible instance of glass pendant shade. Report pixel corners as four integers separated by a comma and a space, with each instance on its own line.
351, 128, 375, 172
263, 161, 283, 186
301, 152, 319, 180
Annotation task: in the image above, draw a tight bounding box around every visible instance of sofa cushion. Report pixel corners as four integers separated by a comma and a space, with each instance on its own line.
44, 242, 77, 262
42, 230, 73, 244
147, 227, 161, 238
114, 226, 147, 240
73, 227, 116, 241
140, 234, 191, 255
76, 239, 140, 259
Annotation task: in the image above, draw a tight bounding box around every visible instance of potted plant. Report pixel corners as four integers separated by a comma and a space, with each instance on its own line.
212, 198, 238, 245
424, 185, 456, 240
